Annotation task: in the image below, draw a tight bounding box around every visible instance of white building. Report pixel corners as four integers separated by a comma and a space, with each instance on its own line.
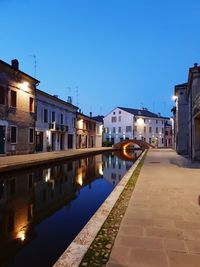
36, 89, 78, 152
103, 107, 170, 147
92, 115, 104, 147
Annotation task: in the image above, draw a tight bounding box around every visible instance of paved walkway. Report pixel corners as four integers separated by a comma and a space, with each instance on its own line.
0, 147, 113, 173
107, 149, 200, 267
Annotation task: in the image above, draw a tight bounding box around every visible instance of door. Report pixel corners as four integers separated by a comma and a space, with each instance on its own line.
0, 126, 5, 154
36, 132, 43, 152
60, 134, 65, 150
52, 133, 56, 151
68, 134, 73, 149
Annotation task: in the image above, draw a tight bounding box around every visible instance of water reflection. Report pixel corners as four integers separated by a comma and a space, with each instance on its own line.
0, 150, 141, 267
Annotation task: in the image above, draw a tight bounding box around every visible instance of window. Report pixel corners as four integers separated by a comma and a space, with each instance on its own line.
29, 128, 34, 144
162, 128, 164, 134
29, 97, 34, 112
126, 126, 132, 132
11, 90, 17, 107
0, 86, 5, 105
119, 110, 121, 114
162, 120, 164, 124
113, 127, 116, 133
44, 109, 48, 123
118, 127, 121, 133
111, 116, 117, 122
144, 126, 146, 133
156, 120, 158, 124
162, 138, 164, 144
149, 127, 152, 133
61, 114, 63, 125
165, 130, 168, 135
119, 116, 121, 122
134, 126, 137, 132
11, 126, 17, 143
113, 112, 115, 115
144, 119, 146, 122
52, 111, 55, 122
149, 137, 151, 144
156, 127, 158, 133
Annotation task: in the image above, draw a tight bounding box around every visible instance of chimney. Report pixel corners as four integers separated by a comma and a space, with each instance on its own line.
11, 59, 19, 70
67, 96, 72, 104
194, 62, 198, 67
90, 112, 92, 117
53, 95, 59, 98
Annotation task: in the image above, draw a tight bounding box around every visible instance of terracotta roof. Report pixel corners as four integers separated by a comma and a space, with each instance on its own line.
0, 59, 40, 83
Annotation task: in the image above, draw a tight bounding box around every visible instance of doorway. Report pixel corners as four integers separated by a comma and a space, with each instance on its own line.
194, 116, 200, 160
60, 134, 65, 150
68, 134, 73, 149
0, 126, 5, 154
36, 132, 43, 152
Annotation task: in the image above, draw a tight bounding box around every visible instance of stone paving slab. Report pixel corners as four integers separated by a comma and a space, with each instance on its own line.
0, 147, 113, 173
107, 149, 200, 267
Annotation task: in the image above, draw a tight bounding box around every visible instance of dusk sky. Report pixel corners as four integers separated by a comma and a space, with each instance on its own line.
1, 0, 200, 117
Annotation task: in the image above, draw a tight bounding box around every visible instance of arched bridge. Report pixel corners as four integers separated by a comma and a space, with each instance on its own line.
114, 139, 155, 150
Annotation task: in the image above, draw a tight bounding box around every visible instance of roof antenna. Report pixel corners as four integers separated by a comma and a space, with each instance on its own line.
29, 54, 37, 78
75, 86, 79, 107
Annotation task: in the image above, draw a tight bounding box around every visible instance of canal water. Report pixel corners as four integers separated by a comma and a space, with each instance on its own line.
0, 150, 141, 267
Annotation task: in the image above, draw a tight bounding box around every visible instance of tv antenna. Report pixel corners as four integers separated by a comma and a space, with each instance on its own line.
29, 54, 37, 78
75, 86, 79, 107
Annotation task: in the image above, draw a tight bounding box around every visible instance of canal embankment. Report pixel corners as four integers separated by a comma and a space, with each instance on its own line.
107, 149, 200, 267
0, 147, 114, 173
53, 150, 147, 267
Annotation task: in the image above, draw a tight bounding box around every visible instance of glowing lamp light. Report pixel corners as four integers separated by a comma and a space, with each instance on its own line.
172, 95, 178, 101
98, 163, 103, 176
18, 229, 26, 241
77, 172, 83, 186
137, 118, 144, 125
21, 81, 29, 90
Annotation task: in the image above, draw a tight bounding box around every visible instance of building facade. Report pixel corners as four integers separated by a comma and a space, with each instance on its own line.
103, 107, 170, 148
164, 122, 173, 147
187, 64, 200, 160
173, 83, 188, 154
0, 59, 39, 155
76, 113, 103, 149
36, 89, 78, 152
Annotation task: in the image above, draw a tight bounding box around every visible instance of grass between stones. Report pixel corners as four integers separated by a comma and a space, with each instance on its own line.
79, 151, 147, 267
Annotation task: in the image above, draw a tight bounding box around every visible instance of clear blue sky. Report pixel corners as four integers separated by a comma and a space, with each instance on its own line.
1, 0, 200, 117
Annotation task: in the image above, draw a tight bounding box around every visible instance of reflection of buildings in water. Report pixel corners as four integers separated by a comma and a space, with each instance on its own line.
75, 154, 103, 189
33, 162, 77, 219
114, 150, 141, 161
102, 153, 133, 186
0, 173, 34, 251
0, 161, 77, 258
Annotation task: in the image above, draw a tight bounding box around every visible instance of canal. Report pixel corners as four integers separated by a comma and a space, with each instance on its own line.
0, 150, 141, 267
